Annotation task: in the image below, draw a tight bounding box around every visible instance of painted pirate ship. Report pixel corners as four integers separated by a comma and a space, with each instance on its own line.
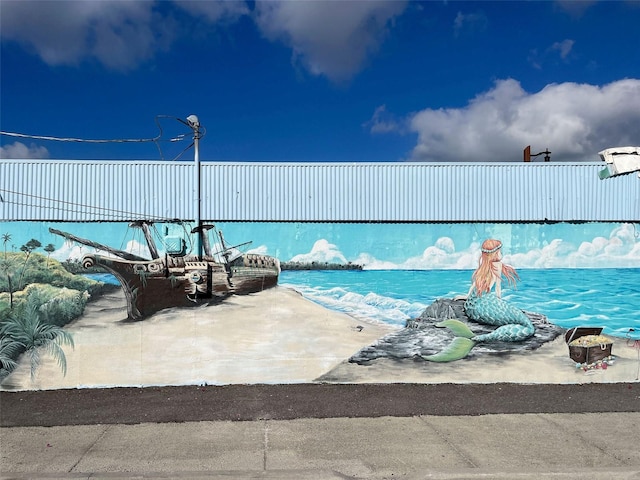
50, 222, 279, 321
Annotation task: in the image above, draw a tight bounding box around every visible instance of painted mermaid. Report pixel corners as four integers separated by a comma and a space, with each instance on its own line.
423, 239, 535, 362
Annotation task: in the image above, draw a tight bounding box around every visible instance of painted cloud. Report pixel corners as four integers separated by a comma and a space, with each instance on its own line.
289, 224, 640, 271
288, 239, 348, 264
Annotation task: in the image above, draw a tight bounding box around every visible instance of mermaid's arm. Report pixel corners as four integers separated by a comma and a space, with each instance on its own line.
454, 282, 475, 301
493, 262, 503, 298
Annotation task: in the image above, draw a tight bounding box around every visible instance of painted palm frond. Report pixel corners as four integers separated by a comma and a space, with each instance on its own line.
0, 336, 21, 374
1, 304, 74, 379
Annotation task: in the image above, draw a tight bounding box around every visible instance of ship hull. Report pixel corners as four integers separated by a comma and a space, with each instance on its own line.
83, 253, 279, 320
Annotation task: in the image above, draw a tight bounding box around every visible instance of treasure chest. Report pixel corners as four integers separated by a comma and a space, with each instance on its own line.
565, 327, 613, 364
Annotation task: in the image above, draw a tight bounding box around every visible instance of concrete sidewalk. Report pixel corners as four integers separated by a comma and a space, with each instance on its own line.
3, 412, 640, 479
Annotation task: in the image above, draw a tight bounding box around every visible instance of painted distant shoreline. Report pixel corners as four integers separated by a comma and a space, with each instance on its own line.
280, 261, 363, 271
67, 258, 365, 272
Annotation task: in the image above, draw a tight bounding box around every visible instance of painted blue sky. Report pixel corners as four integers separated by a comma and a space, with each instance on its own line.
2, 221, 640, 270
1, 0, 639, 163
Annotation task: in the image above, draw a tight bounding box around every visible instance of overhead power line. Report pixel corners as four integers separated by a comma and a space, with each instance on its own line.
0, 131, 163, 144
0, 115, 206, 160
0, 188, 175, 222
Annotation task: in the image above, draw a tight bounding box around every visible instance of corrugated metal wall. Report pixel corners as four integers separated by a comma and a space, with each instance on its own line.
1, 160, 639, 222
1, 160, 194, 222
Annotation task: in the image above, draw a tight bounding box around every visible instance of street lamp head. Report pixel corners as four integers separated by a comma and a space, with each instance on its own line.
186, 115, 200, 129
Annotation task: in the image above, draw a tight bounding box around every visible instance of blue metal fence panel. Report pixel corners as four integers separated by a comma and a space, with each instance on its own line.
200, 162, 640, 222
1, 160, 194, 222
2, 160, 639, 222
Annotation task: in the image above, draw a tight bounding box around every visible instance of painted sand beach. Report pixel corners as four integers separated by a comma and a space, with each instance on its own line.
0, 287, 391, 390
2, 286, 639, 391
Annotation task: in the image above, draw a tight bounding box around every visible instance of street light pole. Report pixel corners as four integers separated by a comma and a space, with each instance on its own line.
186, 115, 202, 259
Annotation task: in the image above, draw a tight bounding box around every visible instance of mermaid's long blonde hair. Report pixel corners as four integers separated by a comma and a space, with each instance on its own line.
472, 239, 519, 296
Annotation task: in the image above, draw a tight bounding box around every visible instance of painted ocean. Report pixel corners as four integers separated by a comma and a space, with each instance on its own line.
280, 268, 640, 340
88, 268, 640, 339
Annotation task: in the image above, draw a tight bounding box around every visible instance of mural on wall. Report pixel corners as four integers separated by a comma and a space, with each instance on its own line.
1, 220, 639, 390
421, 239, 536, 363
48, 222, 280, 321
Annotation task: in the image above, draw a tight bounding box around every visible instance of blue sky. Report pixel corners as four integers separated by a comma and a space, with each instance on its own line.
1, 0, 639, 163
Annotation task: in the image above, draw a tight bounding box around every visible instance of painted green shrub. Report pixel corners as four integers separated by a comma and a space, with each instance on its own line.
0, 291, 75, 380
0, 246, 104, 380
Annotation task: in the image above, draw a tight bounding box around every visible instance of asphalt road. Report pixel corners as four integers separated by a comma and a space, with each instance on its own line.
2, 382, 639, 427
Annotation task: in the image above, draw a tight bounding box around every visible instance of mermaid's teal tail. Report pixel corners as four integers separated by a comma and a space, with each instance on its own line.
421, 336, 475, 362
421, 319, 476, 362
421, 293, 537, 362
472, 323, 534, 343
465, 292, 535, 343
435, 319, 475, 338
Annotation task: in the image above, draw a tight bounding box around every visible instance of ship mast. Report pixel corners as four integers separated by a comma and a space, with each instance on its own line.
130, 221, 159, 259
49, 228, 148, 262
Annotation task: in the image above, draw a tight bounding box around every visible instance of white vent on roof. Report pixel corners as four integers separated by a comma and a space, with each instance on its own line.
598, 146, 640, 179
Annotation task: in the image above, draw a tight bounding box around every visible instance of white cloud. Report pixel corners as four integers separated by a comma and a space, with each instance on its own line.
364, 105, 403, 134
289, 239, 347, 264
1, 0, 402, 81
354, 252, 397, 270
507, 239, 578, 268
435, 237, 455, 254
551, 39, 575, 60
408, 78, 640, 162
253, 0, 407, 83
123, 239, 153, 259
339, 224, 640, 271
529, 39, 576, 69
175, 1, 249, 23
247, 244, 269, 255
555, 0, 597, 17
0, 0, 175, 70
508, 224, 640, 268
357, 237, 479, 271
0, 141, 49, 159
453, 11, 488, 38
387, 226, 640, 270
52, 239, 150, 261
272, 223, 640, 272
397, 237, 479, 270
51, 243, 85, 262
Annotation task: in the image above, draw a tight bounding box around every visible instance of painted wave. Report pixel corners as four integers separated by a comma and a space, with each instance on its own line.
280, 269, 640, 339
279, 284, 427, 327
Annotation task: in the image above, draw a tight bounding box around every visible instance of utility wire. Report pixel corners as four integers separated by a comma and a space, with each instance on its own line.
2, 115, 165, 143
0, 189, 175, 222
0, 115, 206, 160
0, 198, 166, 222
0, 131, 162, 143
